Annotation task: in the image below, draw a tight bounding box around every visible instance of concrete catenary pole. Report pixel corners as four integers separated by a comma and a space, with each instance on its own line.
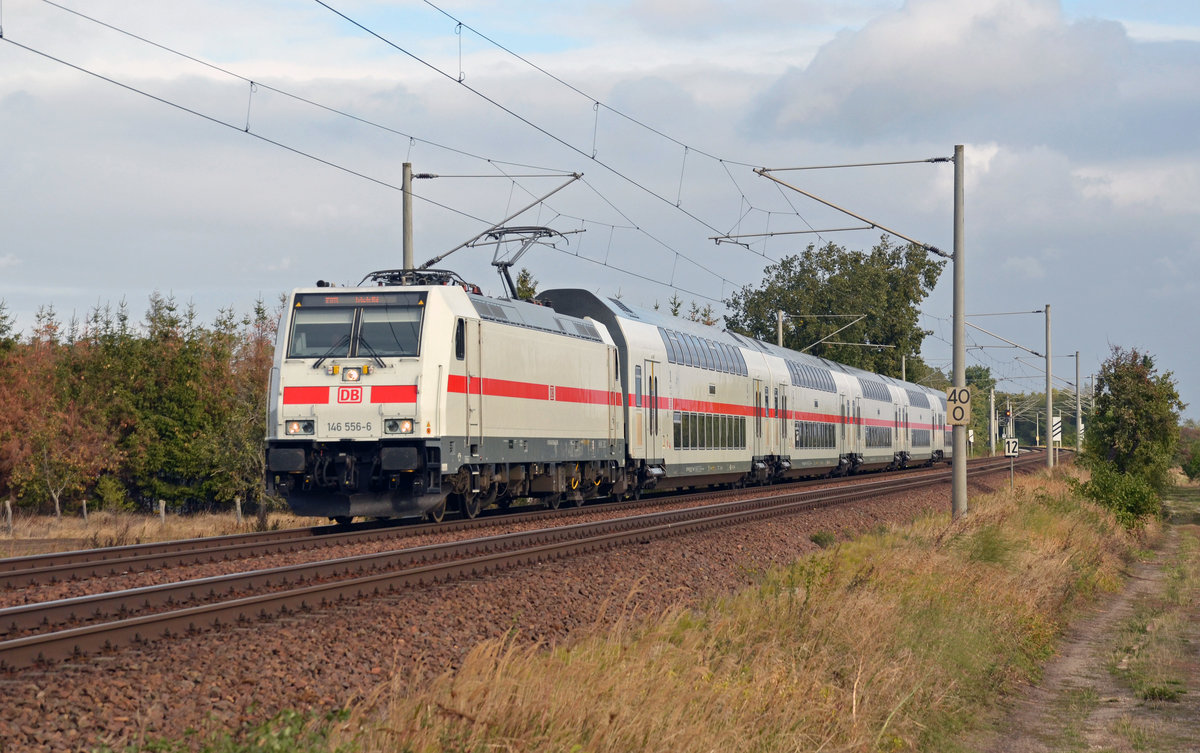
1076, 350, 1082, 453
952, 145, 968, 518
777, 310, 784, 347
402, 162, 414, 271
1045, 304, 1053, 469
989, 387, 996, 457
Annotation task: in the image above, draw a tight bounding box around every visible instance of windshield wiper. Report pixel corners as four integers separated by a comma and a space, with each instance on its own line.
312, 334, 351, 370
356, 337, 388, 369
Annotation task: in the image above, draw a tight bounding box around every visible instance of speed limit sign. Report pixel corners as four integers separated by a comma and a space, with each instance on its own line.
946, 386, 972, 426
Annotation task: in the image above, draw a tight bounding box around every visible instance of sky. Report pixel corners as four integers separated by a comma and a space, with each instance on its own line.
2, 0, 1199, 420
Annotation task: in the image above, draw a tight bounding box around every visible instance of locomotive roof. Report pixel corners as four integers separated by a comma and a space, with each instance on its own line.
466, 292, 605, 343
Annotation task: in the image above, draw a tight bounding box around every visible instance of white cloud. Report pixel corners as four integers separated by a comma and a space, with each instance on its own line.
0, 254, 19, 270
1073, 160, 1200, 214
1121, 21, 1200, 43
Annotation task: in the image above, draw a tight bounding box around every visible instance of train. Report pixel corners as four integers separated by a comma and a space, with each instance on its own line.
264, 267, 951, 522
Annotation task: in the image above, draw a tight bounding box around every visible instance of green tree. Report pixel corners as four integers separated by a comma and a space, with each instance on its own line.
1079, 346, 1184, 523
724, 237, 944, 377
1176, 420, 1200, 482
194, 299, 276, 510
686, 301, 717, 326
515, 268, 538, 301
0, 299, 16, 354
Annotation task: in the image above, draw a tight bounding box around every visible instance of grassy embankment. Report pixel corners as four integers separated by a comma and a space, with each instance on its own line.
327, 471, 1150, 753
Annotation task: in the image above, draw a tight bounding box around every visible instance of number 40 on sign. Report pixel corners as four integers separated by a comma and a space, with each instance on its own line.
946, 386, 972, 426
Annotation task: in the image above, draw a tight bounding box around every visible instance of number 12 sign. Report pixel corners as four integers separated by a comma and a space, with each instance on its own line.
946, 386, 972, 426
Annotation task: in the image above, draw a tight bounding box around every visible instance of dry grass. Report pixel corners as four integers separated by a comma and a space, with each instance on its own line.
0, 507, 312, 558
339, 470, 1144, 753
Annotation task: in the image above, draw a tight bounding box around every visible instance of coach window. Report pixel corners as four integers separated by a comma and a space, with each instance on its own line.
673, 412, 682, 448
454, 319, 466, 360
635, 365, 643, 408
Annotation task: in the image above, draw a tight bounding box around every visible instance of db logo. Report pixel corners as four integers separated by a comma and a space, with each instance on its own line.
337, 386, 363, 404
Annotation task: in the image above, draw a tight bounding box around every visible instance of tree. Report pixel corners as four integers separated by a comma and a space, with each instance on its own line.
1176, 420, 1200, 482
0, 299, 16, 354
194, 299, 277, 510
515, 268, 538, 301
686, 301, 717, 326
0, 322, 117, 517
724, 237, 944, 377
1079, 346, 1184, 523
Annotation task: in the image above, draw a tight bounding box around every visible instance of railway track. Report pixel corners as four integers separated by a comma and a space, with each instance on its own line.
0, 453, 1041, 670
0, 454, 1034, 588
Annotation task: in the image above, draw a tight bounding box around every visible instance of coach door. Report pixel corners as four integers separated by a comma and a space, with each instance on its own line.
840, 393, 856, 457
777, 382, 789, 456
464, 318, 482, 455
752, 379, 764, 458
643, 360, 661, 459
608, 347, 619, 452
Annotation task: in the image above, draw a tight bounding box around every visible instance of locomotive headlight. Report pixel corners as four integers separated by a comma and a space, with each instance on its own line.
285, 420, 315, 436
342, 367, 361, 382
384, 418, 414, 434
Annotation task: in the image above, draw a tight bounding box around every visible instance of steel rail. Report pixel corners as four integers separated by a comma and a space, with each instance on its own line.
0, 465, 996, 639
0, 454, 1041, 669
0, 458, 983, 587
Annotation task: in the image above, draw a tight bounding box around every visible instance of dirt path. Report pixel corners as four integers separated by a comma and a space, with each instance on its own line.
982, 489, 1200, 753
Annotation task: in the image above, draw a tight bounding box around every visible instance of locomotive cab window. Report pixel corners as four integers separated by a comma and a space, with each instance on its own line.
288, 307, 354, 359
360, 307, 422, 357
287, 292, 427, 360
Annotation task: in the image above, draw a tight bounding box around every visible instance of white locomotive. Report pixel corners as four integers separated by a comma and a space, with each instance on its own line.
265, 268, 950, 522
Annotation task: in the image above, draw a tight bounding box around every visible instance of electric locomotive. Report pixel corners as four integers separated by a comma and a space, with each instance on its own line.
265, 269, 623, 523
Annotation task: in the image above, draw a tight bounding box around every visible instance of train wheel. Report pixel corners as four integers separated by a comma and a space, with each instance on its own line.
333, 516, 353, 525
544, 494, 562, 510
458, 492, 482, 519
425, 499, 447, 523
